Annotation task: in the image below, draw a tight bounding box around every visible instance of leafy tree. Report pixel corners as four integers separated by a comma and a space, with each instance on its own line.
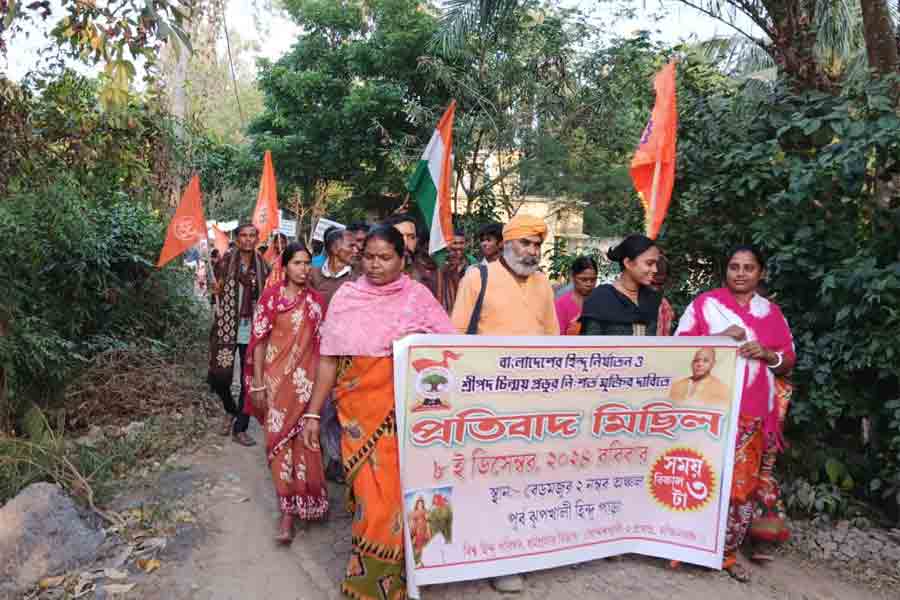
2, 0, 193, 109
249, 0, 450, 219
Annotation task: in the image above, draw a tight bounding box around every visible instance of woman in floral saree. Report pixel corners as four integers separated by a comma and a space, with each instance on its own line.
675, 245, 795, 581
302, 225, 454, 600
244, 242, 328, 543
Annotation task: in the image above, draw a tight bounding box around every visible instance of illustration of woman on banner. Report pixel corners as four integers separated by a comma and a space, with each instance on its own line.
668, 348, 730, 407
408, 497, 432, 566
302, 225, 455, 600
675, 245, 795, 582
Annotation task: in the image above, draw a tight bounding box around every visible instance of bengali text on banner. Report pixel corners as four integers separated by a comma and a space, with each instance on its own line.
393, 335, 745, 597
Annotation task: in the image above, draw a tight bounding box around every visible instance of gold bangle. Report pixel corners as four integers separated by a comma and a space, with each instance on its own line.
302, 414, 321, 420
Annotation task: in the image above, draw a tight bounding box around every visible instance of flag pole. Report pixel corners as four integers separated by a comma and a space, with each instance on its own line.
204, 240, 218, 310
648, 154, 662, 238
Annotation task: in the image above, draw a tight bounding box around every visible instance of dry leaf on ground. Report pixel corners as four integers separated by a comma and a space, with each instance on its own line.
37, 576, 65, 589
137, 558, 161, 573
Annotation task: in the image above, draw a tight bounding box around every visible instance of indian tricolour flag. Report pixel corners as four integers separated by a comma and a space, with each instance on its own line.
407, 100, 456, 256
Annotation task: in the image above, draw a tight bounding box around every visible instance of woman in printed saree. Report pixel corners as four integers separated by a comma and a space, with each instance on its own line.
579, 234, 663, 336
675, 245, 795, 581
243, 242, 329, 544
555, 256, 598, 335
301, 225, 454, 600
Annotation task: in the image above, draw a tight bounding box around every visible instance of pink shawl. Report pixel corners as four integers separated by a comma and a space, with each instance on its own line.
554, 290, 581, 335
320, 274, 454, 357
675, 287, 795, 443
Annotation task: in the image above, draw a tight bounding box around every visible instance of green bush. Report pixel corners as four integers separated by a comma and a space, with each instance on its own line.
664, 72, 900, 519
0, 178, 208, 417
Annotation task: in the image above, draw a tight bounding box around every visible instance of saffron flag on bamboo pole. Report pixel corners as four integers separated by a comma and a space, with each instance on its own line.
252, 150, 280, 244
407, 100, 456, 256
157, 175, 207, 267
631, 61, 677, 239
211, 224, 230, 256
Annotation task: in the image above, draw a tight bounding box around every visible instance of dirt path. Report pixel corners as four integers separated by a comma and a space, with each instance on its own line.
125, 419, 889, 600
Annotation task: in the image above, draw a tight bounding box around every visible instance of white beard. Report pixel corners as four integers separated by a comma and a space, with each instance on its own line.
503, 244, 539, 277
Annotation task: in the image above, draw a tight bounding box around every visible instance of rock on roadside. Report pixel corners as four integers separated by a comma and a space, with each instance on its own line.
0, 482, 104, 596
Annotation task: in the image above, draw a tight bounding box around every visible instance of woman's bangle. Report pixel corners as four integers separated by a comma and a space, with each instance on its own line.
767, 351, 784, 370
249, 384, 266, 393
302, 413, 320, 421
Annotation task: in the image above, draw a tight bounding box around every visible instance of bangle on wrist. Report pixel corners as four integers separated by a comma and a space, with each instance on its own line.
302, 413, 320, 421
249, 384, 266, 393
767, 351, 783, 370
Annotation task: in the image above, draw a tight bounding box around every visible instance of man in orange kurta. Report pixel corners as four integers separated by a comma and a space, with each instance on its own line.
451, 215, 558, 593
451, 215, 559, 337
451, 215, 559, 335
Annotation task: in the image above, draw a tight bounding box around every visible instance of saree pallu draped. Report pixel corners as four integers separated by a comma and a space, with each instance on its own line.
243, 285, 328, 519
208, 250, 269, 386
335, 356, 406, 600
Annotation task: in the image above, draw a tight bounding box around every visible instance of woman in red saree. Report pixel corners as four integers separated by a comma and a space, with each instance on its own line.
244, 242, 329, 543
676, 245, 795, 581
302, 225, 454, 600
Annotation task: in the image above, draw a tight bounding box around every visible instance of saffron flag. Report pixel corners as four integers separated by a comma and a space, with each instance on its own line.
157, 175, 207, 268
253, 150, 280, 244
631, 61, 678, 239
263, 243, 279, 265
407, 100, 456, 255
211, 225, 230, 256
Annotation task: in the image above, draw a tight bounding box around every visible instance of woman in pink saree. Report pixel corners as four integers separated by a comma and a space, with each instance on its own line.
675, 245, 795, 581
244, 242, 328, 543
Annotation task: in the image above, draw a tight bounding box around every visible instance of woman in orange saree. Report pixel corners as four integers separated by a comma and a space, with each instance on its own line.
244, 242, 328, 543
302, 226, 454, 600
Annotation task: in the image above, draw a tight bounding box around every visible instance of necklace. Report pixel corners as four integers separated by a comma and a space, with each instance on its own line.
615, 278, 639, 302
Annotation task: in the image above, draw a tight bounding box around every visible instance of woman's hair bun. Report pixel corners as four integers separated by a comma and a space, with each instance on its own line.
607, 234, 655, 267
606, 245, 623, 262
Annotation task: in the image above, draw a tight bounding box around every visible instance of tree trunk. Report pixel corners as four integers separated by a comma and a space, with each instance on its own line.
860, 0, 899, 77
761, 0, 835, 92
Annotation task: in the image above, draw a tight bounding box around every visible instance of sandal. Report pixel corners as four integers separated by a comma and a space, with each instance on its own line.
725, 561, 751, 583
220, 416, 234, 436
750, 552, 774, 563
275, 515, 294, 545
232, 431, 257, 447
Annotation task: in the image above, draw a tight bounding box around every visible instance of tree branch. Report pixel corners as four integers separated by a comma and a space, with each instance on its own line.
672, 0, 768, 47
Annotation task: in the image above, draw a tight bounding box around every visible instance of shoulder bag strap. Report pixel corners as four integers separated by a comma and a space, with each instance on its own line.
466, 264, 488, 335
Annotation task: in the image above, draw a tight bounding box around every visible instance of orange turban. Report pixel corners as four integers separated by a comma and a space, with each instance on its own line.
503, 215, 548, 242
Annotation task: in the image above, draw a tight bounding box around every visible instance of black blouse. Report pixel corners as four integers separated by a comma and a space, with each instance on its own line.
579, 284, 661, 336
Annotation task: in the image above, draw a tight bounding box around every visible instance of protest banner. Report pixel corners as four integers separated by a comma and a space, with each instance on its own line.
393, 335, 744, 597
311, 217, 344, 241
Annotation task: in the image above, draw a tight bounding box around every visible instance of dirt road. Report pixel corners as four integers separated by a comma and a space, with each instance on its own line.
124, 419, 890, 600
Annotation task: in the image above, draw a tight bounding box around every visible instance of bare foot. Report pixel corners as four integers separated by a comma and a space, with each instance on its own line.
725, 555, 752, 582
275, 515, 294, 545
